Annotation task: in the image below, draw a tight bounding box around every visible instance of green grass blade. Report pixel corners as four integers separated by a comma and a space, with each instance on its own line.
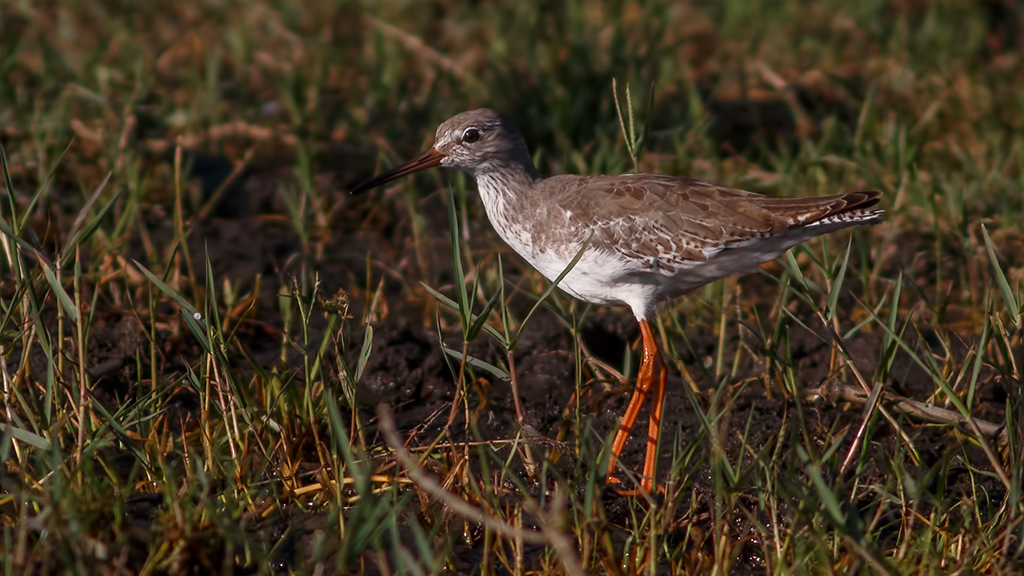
446, 188, 472, 331
60, 171, 115, 259
0, 144, 15, 219
825, 239, 852, 320
0, 423, 51, 450
132, 259, 212, 352
981, 224, 1020, 322
40, 261, 77, 323
89, 397, 152, 470
420, 281, 461, 313
421, 280, 506, 343
466, 282, 502, 340
8, 140, 72, 235
355, 323, 374, 383
441, 345, 510, 381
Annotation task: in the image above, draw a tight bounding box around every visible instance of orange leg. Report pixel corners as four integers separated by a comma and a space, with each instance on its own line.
605, 319, 668, 495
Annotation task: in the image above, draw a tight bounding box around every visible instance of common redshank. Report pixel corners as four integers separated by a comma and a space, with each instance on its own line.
352, 108, 883, 494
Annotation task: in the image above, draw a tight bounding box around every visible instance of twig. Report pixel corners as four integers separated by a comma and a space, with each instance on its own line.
377, 404, 587, 576
377, 404, 547, 545
807, 379, 1007, 447
805, 307, 920, 471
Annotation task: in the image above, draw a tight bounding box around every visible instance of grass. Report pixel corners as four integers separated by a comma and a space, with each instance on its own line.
1, 0, 1023, 573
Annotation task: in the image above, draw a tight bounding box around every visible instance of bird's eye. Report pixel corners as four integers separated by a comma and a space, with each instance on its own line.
462, 128, 482, 143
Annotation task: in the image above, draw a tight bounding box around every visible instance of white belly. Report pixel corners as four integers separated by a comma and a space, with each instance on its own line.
496, 224, 666, 319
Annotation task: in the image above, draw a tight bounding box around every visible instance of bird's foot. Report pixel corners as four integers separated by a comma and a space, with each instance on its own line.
604, 474, 665, 497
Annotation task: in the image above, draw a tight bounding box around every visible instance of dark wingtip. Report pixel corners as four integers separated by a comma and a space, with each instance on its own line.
840, 191, 885, 226
849, 190, 882, 211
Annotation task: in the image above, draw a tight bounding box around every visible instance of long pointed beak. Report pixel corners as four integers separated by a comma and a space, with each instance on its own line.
350, 148, 446, 194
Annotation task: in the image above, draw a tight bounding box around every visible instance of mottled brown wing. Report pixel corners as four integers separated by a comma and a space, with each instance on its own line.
548, 174, 879, 272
